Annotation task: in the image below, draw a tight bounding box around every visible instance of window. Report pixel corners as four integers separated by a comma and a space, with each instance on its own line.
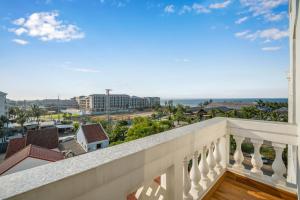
96, 143, 102, 149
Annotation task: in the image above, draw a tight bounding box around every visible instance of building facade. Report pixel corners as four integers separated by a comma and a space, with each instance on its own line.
76, 124, 109, 152
0, 91, 7, 116
75, 94, 160, 113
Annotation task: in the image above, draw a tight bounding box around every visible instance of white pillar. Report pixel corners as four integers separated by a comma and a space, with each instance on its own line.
207, 142, 217, 180
233, 135, 245, 170
190, 151, 202, 199
271, 143, 287, 183
250, 139, 263, 176
213, 138, 222, 174
166, 159, 184, 200
183, 157, 193, 200
199, 146, 210, 189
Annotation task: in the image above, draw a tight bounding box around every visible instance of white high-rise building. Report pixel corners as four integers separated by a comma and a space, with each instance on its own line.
75, 94, 160, 113
0, 91, 7, 116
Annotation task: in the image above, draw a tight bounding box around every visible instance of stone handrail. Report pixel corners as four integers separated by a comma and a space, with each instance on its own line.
0, 117, 297, 200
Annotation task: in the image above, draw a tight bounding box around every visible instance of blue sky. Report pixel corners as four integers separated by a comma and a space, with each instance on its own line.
0, 0, 289, 100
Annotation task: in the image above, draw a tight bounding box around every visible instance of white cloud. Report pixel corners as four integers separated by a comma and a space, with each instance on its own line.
240, 0, 288, 23
164, 5, 175, 13
14, 27, 27, 35
235, 16, 248, 24
235, 28, 288, 41
12, 39, 29, 45
11, 11, 84, 42
240, 0, 288, 16
13, 18, 25, 26
179, 5, 192, 15
65, 67, 100, 73
264, 12, 286, 22
209, 0, 231, 9
192, 3, 210, 14
235, 30, 250, 37
262, 46, 281, 51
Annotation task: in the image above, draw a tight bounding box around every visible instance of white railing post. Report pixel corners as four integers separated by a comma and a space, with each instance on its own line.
213, 138, 222, 174
287, 144, 297, 184
207, 142, 217, 180
233, 135, 245, 170
166, 159, 184, 200
271, 143, 287, 183
190, 151, 202, 199
220, 134, 229, 168
250, 139, 263, 176
183, 157, 193, 200
199, 146, 210, 189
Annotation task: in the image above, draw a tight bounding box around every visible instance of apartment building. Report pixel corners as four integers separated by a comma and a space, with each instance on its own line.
75, 94, 160, 113
0, 91, 7, 116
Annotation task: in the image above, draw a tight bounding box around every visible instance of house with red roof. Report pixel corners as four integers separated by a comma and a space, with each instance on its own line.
76, 124, 109, 152
5, 128, 59, 159
0, 144, 64, 176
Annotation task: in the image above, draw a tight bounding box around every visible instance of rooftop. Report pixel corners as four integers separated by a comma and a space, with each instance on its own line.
81, 124, 108, 143
0, 145, 64, 175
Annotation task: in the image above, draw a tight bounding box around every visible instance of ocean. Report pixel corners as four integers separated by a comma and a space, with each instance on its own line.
160, 98, 288, 107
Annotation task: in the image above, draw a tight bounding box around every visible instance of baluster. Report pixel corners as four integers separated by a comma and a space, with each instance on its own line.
207, 142, 217, 180
220, 135, 229, 168
213, 138, 222, 174
183, 157, 193, 200
233, 136, 245, 170
199, 146, 210, 189
250, 139, 263, 176
272, 143, 287, 183
190, 151, 202, 199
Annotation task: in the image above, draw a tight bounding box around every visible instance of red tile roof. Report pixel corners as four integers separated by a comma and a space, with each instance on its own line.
0, 145, 64, 175
5, 128, 59, 159
26, 128, 59, 149
81, 124, 108, 143
5, 138, 26, 159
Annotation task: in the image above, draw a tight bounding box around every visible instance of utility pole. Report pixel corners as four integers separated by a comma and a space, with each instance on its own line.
106, 89, 112, 125
58, 95, 60, 121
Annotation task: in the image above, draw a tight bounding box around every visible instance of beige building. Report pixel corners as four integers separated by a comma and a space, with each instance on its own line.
75, 94, 160, 113
0, 91, 7, 116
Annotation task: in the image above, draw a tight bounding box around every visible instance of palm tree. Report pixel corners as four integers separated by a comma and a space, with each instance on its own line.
30, 104, 43, 125
8, 107, 17, 120
16, 108, 28, 136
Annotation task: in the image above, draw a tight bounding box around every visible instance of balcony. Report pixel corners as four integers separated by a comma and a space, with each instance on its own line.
0, 117, 297, 200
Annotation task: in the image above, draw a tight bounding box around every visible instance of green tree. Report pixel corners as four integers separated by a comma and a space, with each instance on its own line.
73, 122, 80, 132
30, 104, 43, 125
16, 108, 28, 135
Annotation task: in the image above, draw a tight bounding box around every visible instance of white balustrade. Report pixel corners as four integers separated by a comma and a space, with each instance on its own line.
233, 135, 245, 170
0, 118, 297, 200
190, 151, 202, 199
207, 142, 217, 180
250, 139, 263, 176
199, 146, 210, 189
213, 138, 222, 174
183, 157, 193, 200
271, 143, 287, 183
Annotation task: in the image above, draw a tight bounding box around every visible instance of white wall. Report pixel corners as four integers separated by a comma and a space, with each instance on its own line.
2, 157, 50, 176
87, 140, 109, 152
76, 127, 88, 152
289, 0, 300, 196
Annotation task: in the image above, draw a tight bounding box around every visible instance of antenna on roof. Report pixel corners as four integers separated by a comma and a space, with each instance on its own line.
105, 89, 112, 128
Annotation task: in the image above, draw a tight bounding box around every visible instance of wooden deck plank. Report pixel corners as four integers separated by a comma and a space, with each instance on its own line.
202, 171, 297, 200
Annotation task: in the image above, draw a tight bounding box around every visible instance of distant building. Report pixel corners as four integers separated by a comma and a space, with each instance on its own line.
76, 124, 109, 152
8, 98, 78, 111
0, 144, 64, 176
0, 91, 7, 116
75, 94, 160, 113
